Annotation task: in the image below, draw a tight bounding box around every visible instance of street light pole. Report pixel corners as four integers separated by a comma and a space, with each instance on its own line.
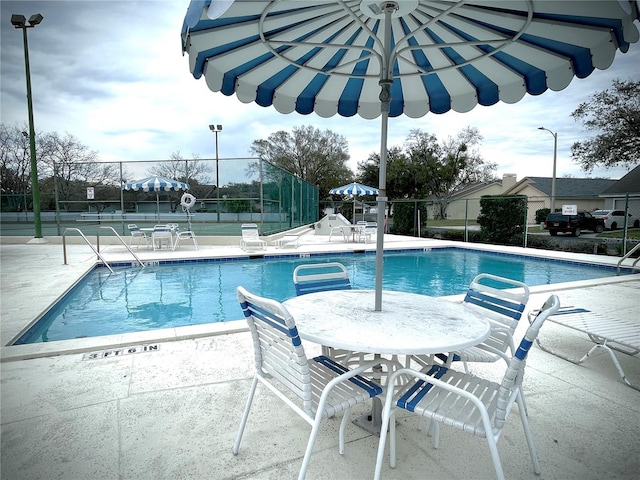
12, 13, 44, 239
209, 124, 223, 222
538, 126, 558, 213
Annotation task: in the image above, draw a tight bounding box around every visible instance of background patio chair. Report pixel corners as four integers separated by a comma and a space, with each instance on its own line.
410, 274, 530, 373
234, 286, 383, 480
374, 294, 560, 480
293, 262, 360, 363
358, 222, 377, 243
127, 224, 149, 249
173, 229, 199, 250
151, 225, 173, 250
240, 223, 267, 252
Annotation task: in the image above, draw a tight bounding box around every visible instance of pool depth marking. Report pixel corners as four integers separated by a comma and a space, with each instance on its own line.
82, 343, 159, 360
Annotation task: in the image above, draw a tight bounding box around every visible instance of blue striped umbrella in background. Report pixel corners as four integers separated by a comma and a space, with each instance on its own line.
181, 0, 640, 310
122, 176, 190, 222
329, 183, 379, 196
330, 182, 379, 221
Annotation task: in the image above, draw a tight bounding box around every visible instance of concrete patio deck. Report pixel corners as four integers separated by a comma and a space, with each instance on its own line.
1, 232, 639, 479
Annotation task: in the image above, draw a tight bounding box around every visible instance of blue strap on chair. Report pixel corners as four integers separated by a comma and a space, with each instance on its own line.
464, 289, 526, 320
294, 277, 351, 295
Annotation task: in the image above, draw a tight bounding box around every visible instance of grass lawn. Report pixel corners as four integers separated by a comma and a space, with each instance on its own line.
597, 228, 640, 240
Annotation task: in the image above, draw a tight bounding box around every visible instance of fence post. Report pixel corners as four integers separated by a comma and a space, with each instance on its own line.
523, 198, 529, 248
464, 199, 469, 243
623, 193, 629, 256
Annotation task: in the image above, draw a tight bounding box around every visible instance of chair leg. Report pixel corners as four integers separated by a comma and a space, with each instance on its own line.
389, 408, 397, 468
517, 389, 540, 475
374, 405, 396, 479
299, 412, 325, 480
338, 406, 352, 454
430, 420, 440, 449
485, 432, 506, 480
232, 376, 258, 455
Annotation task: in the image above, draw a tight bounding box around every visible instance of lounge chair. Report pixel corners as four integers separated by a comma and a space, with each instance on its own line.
529, 306, 640, 390
374, 294, 561, 480
127, 224, 149, 249
234, 286, 383, 480
240, 223, 267, 252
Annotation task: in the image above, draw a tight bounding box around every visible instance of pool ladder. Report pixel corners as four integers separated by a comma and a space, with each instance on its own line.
63, 227, 145, 273
617, 241, 640, 275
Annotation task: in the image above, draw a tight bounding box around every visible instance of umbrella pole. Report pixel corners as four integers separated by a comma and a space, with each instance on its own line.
374, 3, 395, 312
156, 192, 160, 223
375, 107, 389, 311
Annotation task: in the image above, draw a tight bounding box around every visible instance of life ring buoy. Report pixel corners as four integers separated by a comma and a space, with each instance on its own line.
180, 193, 196, 209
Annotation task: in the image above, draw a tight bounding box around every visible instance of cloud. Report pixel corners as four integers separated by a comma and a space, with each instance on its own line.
1, 1, 639, 185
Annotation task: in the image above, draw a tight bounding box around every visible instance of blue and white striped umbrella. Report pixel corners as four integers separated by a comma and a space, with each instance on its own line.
330, 182, 379, 222
182, 1, 639, 119
181, 0, 639, 310
122, 176, 190, 221
122, 176, 190, 193
330, 183, 379, 196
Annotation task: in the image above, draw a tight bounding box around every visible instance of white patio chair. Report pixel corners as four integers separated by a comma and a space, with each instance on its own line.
151, 225, 173, 250
374, 294, 561, 480
293, 262, 360, 363
173, 229, 199, 250
410, 274, 530, 374
240, 223, 267, 251
274, 233, 299, 249
358, 222, 377, 243
234, 286, 383, 480
127, 224, 149, 249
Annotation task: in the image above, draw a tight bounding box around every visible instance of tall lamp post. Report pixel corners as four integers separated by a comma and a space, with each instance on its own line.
538, 126, 557, 213
209, 124, 223, 222
12, 13, 44, 239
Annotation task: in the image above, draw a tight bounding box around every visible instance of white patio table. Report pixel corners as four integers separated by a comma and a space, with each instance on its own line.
328, 224, 365, 243
282, 289, 491, 433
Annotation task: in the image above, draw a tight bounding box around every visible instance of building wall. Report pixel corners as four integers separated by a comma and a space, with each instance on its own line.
444, 183, 504, 220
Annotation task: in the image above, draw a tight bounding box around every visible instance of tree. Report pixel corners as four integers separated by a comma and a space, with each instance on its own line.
39, 131, 120, 206
406, 127, 496, 218
357, 126, 496, 219
1, 125, 134, 211
571, 79, 640, 172
358, 146, 410, 199
0, 123, 40, 211
477, 195, 527, 246
147, 150, 211, 185
250, 125, 353, 198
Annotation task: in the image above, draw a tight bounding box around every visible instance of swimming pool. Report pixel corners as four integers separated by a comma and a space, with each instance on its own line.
14, 247, 631, 344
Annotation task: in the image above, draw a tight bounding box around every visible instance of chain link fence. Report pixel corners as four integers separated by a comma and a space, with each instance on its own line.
322, 193, 639, 255
0, 158, 318, 237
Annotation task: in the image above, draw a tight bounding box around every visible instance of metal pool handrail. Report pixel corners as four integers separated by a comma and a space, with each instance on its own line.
63, 228, 114, 274
96, 226, 145, 268
617, 242, 640, 275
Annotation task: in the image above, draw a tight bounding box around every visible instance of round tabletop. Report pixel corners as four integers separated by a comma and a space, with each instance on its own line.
282, 290, 491, 355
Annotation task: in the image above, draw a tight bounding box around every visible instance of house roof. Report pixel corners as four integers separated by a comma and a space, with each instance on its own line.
600, 165, 640, 196
450, 180, 502, 199
505, 176, 616, 197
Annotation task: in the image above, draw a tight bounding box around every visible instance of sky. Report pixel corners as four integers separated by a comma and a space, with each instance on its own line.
2, 0, 640, 186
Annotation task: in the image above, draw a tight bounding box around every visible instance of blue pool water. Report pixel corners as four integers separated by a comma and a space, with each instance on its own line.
15, 248, 629, 344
